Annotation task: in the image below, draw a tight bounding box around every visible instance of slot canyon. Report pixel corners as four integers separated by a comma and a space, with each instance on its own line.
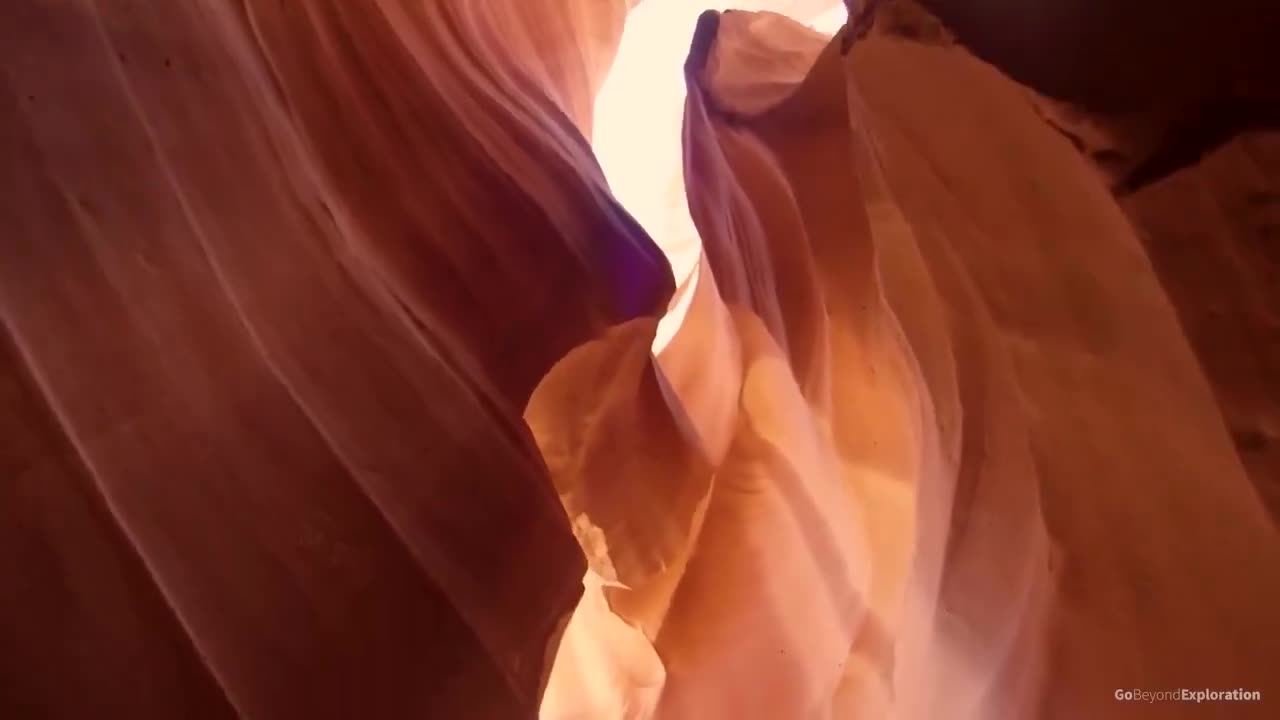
2, 0, 1277, 718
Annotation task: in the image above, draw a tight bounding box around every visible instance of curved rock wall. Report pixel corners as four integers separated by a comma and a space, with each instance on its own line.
1, 1, 1276, 719
1, 1, 668, 717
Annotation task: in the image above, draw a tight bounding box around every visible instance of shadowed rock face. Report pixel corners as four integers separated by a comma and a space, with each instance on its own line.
871, 0, 1280, 556
837, 25, 1279, 718
2, 1, 1278, 719
902, 0, 1280, 524
897, 0, 1280, 193
1120, 132, 1280, 523
1, 1, 668, 717
914, 0, 1280, 114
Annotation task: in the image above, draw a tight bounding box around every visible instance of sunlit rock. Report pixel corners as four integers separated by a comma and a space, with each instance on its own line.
2, 1, 1277, 719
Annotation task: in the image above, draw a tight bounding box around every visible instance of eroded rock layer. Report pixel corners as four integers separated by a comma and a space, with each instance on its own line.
536, 4, 1278, 719
2, 1, 1277, 719
2, 1, 667, 717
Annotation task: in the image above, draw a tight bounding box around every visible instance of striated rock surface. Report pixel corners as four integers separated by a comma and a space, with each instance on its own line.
885, 0, 1280, 542
3, 1, 1277, 719
538, 3, 1278, 718
841, 24, 1279, 718
2, 1, 668, 717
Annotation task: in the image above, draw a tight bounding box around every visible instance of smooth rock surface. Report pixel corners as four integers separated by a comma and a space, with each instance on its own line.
2, 1, 1277, 719
1, 1, 669, 717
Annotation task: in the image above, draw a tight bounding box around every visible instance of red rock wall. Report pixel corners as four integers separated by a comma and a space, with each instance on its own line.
2, 2, 1276, 718
0, 1, 668, 717
1122, 132, 1280, 521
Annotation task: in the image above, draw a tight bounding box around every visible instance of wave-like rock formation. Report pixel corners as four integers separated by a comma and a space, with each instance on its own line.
2, 1, 670, 716
2, 1, 1277, 718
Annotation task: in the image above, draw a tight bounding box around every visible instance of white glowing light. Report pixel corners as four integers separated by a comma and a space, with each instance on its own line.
807, 4, 849, 35
541, 6, 850, 718
590, 2, 845, 352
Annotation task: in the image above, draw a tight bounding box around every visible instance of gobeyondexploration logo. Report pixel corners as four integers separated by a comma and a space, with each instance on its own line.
1114, 688, 1263, 703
